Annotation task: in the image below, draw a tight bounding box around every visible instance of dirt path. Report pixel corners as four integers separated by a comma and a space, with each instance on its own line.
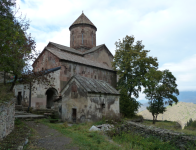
25, 121, 79, 150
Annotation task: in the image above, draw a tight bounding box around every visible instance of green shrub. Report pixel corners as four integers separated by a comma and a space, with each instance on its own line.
185, 118, 196, 130
0, 84, 14, 103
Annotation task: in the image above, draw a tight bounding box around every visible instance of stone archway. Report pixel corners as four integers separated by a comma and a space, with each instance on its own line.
45, 88, 58, 109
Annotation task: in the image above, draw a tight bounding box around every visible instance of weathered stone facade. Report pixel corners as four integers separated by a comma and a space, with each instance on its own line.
0, 99, 15, 141
31, 69, 61, 109
16, 12, 118, 112
58, 75, 119, 123
33, 45, 116, 90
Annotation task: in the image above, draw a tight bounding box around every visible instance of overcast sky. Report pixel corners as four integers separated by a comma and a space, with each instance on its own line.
16, 0, 196, 102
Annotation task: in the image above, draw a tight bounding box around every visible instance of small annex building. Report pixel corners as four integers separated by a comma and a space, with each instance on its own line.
54, 75, 119, 122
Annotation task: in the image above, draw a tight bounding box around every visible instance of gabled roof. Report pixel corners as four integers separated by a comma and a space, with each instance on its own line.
46, 47, 113, 71
62, 75, 119, 95
48, 42, 113, 57
69, 13, 97, 31
48, 42, 83, 55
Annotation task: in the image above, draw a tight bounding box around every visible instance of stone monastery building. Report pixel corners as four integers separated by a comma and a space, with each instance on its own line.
16, 13, 120, 122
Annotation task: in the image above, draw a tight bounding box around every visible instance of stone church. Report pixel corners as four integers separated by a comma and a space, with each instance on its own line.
15, 13, 120, 122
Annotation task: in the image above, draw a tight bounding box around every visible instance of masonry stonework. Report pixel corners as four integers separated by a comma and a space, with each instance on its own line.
117, 121, 196, 149
59, 76, 119, 123
0, 99, 15, 141
16, 12, 119, 114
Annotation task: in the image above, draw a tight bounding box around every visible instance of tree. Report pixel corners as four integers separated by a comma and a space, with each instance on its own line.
112, 35, 158, 117
119, 87, 139, 117
143, 68, 179, 124
0, 0, 52, 92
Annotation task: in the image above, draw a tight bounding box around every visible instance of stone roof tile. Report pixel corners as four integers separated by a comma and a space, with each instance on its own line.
70, 13, 96, 30
48, 42, 105, 56
74, 75, 119, 95
46, 47, 113, 71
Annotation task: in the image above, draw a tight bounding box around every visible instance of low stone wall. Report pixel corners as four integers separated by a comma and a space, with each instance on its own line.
0, 99, 15, 141
117, 121, 196, 149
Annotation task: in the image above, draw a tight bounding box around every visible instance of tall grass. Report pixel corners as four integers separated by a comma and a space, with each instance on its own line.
112, 132, 179, 150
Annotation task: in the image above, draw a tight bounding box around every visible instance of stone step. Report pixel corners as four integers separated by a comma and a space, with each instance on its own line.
15, 112, 45, 119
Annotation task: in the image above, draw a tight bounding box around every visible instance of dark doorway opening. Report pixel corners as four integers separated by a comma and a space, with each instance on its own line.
45, 88, 57, 109
17, 92, 22, 105
72, 108, 77, 123
101, 103, 105, 109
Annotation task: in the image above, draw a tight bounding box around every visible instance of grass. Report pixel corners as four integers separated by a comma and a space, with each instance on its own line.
33, 118, 194, 150
39, 119, 120, 150
112, 131, 179, 150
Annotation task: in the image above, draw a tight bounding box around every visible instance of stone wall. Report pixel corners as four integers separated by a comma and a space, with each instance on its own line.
117, 121, 196, 149
0, 99, 15, 141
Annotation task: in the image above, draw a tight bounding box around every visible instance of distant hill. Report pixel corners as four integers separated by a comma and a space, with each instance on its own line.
138, 103, 149, 112
138, 102, 196, 129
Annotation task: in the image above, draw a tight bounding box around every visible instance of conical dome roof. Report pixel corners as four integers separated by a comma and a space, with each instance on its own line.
69, 12, 97, 31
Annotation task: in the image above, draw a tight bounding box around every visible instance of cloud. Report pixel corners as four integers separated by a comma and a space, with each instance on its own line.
16, 0, 196, 92
160, 54, 196, 91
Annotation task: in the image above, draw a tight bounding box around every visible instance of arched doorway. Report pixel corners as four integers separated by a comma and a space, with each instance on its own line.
45, 88, 58, 109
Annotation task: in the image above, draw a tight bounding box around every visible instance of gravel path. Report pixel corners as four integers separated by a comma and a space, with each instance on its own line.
25, 121, 79, 150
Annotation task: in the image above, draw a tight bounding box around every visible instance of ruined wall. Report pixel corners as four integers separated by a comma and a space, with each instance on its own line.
117, 121, 196, 149
61, 78, 119, 123
70, 25, 96, 51
0, 99, 15, 141
84, 46, 113, 68
86, 94, 119, 121
60, 61, 117, 90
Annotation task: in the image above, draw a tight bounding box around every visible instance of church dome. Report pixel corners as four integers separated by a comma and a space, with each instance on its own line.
69, 12, 97, 31
69, 12, 97, 51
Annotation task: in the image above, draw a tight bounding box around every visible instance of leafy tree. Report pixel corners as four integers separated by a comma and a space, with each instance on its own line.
112, 35, 158, 117
0, 0, 54, 94
119, 87, 139, 117
143, 68, 179, 124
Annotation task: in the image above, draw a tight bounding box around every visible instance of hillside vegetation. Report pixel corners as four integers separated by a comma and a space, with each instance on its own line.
138, 102, 196, 129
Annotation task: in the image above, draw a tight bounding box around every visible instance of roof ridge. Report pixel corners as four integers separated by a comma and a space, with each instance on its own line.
45, 47, 113, 71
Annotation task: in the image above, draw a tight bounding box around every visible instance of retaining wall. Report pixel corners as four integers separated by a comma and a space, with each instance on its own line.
0, 99, 15, 141
117, 121, 196, 149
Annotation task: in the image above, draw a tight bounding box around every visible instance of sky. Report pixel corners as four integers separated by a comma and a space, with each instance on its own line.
16, 0, 196, 103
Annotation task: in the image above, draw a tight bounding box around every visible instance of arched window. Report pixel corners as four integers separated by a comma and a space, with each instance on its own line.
92, 34, 93, 45
91, 31, 93, 45
72, 31, 74, 46
81, 29, 84, 44
72, 35, 74, 46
